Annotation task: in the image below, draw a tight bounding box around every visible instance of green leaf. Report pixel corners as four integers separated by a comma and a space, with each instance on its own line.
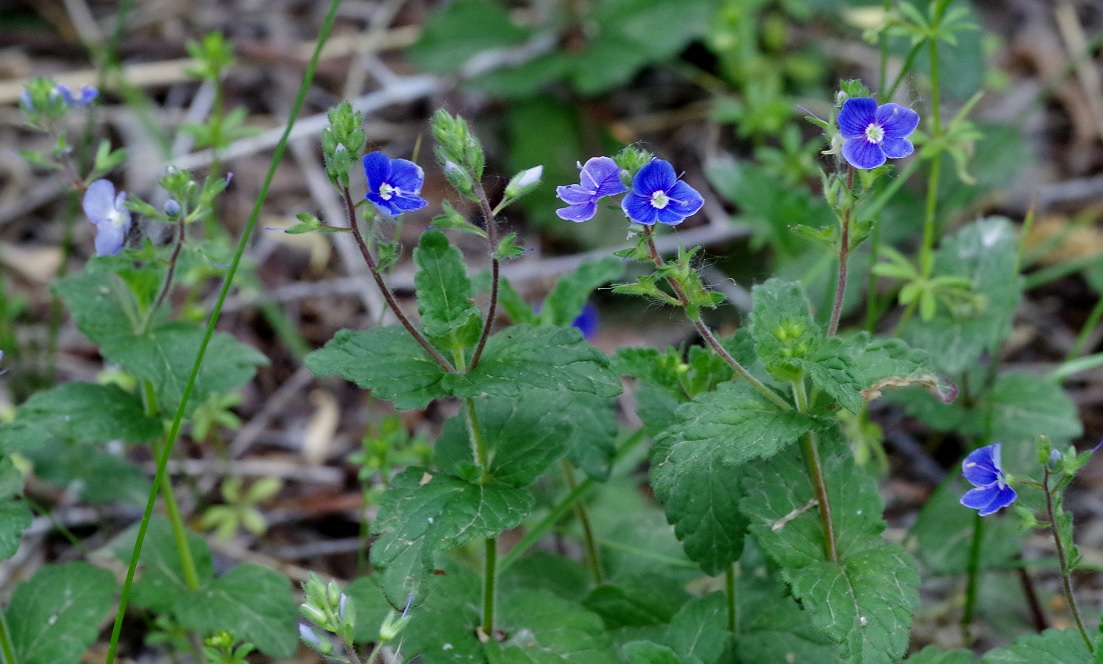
414, 229, 483, 349
0, 382, 160, 453
581, 575, 689, 629
7, 562, 117, 664
408, 0, 531, 74
799, 337, 864, 414
53, 256, 148, 347
540, 257, 625, 327
344, 576, 396, 643
620, 642, 686, 664
979, 629, 1092, 663
305, 326, 452, 410
741, 435, 887, 568
499, 552, 590, 603
485, 589, 619, 664
663, 594, 732, 663
371, 468, 533, 606
844, 333, 949, 402
786, 543, 919, 664
748, 279, 821, 382
111, 516, 215, 612
0, 456, 30, 560
904, 218, 1022, 374
26, 443, 150, 505
106, 323, 267, 417
907, 645, 976, 663
459, 326, 621, 399
173, 564, 298, 658
400, 561, 484, 663
433, 396, 570, 486
988, 372, 1082, 444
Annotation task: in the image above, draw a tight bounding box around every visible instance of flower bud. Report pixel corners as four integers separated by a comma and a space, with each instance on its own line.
503, 165, 543, 201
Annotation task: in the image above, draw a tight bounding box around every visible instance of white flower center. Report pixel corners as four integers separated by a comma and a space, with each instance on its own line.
650, 190, 670, 209
379, 183, 396, 200
864, 123, 884, 144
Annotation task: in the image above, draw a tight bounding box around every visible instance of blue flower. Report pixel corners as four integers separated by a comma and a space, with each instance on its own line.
82, 179, 132, 256
621, 159, 704, 226
960, 444, 1017, 516
836, 97, 920, 170
572, 302, 599, 341
555, 157, 626, 223
56, 85, 98, 108
363, 151, 428, 216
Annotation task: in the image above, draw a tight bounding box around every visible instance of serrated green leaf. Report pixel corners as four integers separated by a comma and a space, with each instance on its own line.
26, 443, 150, 504
749, 279, 821, 382
0, 382, 160, 453
486, 589, 619, 664
408, 0, 531, 74
798, 337, 864, 413
786, 543, 919, 664
741, 435, 886, 568
845, 333, 945, 400
371, 468, 533, 606
173, 564, 298, 658
582, 575, 689, 629
460, 325, 621, 399
663, 594, 732, 663
400, 562, 483, 663
904, 218, 1022, 374
0, 456, 30, 560
906, 645, 976, 663
499, 551, 590, 603
305, 326, 452, 410
620, 641, 686, 664
979, 628, 1091, 663
988, 372, 1082, 444
433, 396, 570, 486
7, 562, 116, 664
414, 229, 482, 349
111, 516, 215, 612
541, 257, 625, 327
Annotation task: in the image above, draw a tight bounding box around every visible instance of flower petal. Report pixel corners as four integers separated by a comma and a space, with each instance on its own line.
366, 193, 400, 216
622, 191, 660, 224
632, 159, 678, 197
579, 157, 626, 198
93, 217, 128, 256
362, 152, 392, 194
556, 201, 598, 223
387, 158, 425, 194
879, 137, 914, 159
556, 184, 597, 205
877, 103, 920, 139
962, 445, 1000, 486
389, 193, 428, 213
837, 97, 878, 139
961, 484, 1017, 516
666, 180, 704, 218
842, 138, 886, 170
83, 179, 118, 224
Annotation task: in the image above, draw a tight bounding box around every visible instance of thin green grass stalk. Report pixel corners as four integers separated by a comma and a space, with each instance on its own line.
103, 2, 344, 661
917, 1, 949, 283
725, 564, 738, 634
961, 512, 984, 629
499, 429, 647, 573
1067, 296, 1103, 360
0, 610, 16, 664
461, 396, 497, 632
561, 459, 603, 585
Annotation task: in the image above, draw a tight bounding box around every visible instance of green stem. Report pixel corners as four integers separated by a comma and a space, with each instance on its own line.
961, 512, 984, 628
341, 186, 455, 372
483, 537, 498, 636
641, 226, 791, 411
103, 2, 344, 662
1067, 296, 1103, 360
865, 211, 882, 333
918, 2, 947, 282
139, 217, 187, 335
462, 397, 490, 480
0, 612, 16, 664
467, 181, 502, 371
827, 167, 855, 336
792, 380, 837, 562
562, 459, 603, 585
1043, 467, 1094, 652
725, 564, 738, 634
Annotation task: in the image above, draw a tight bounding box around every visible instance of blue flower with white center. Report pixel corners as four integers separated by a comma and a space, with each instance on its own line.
362, 151, 428, 217
836, 97, 920, 170
82, 179, 132, 256
621, 158, 704, 226
960, 444, 1017, 516
555, 157, 627, 223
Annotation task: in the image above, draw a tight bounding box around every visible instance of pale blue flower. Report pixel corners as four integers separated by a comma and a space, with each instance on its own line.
555, 157, 626, 223
82, 179, 131, 256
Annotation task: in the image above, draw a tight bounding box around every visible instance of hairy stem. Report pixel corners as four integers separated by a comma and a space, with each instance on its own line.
468, 182, 502, 371
139, 217, 187, 335
641, 226, 791, 411
483, 537, 498, 636
340, 186, 454, 372
1043, 467, 1094, 652
792, 380, 838, 562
